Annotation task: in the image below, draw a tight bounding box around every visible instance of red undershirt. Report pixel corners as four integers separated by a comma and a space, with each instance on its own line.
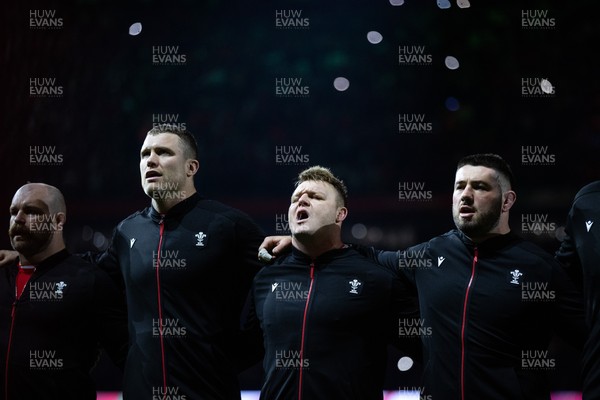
16, 264, 35, 299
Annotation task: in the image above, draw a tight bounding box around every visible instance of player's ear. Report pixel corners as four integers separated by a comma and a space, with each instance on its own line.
187, 159, 199, 177
502, 190, 516, 212
336, 207, 348, 223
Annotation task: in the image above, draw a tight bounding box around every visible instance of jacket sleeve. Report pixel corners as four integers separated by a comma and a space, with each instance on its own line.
89, 227, 126, 293
352, 244, 407, 276
389, 271, 422, 362
555, 207, 584, 290
550, 259, 587, 351
92, 266, 129, 369
232, 213, 266, 370
236, 280, 265, 372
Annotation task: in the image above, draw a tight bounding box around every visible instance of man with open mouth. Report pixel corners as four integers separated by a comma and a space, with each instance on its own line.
259, 154, 586, 400
250, 166, 418, 400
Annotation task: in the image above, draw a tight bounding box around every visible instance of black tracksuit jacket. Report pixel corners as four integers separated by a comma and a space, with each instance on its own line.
556, 181, 600, 400
0, 249, 128, 400
370, 229, 585, 400
96, 193, 264, 400
251, 246, 419, 400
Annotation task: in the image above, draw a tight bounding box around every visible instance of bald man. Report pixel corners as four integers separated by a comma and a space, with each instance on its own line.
0, 183, 128, 400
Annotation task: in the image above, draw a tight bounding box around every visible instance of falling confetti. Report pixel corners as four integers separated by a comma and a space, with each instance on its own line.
367, 31, 383, 44
333, 77, 350, 91
457, 0, 471, 8
397, 356, 414, 371
540, 79, 554, 94
128, 22, 142, 36
445, 56, 460, 70
437, 0, 451, 9
389, 0, 405, 5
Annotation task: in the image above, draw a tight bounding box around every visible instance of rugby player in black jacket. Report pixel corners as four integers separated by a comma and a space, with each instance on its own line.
95, 125, 265, 399
0, 127, 265, 399
556, 180, 600, 400
260, 154, 586, 400
251, 166, 419, 400
0, 183, 128, 400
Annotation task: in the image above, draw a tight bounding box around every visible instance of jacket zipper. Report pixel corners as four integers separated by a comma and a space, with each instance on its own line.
460, 247, 478, 400
4, 302, 17, 400
155, 219, 168, 399
5, 270, 35, 400
298, 262, 315, 400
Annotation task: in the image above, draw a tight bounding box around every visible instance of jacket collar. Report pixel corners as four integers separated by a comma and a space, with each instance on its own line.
147, 192, 201, 223
14, 248, 70, 274
289, 245, 351, 265
454, 229, 520, 252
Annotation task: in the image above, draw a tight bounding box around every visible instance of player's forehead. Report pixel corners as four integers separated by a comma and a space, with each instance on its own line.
454, 165, 498, 184
292, 180, 333, 197
11, 186, 50, 210
141, 133, 181, 151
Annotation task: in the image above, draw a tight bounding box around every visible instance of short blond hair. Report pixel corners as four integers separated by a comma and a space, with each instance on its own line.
296, 166, 348, 207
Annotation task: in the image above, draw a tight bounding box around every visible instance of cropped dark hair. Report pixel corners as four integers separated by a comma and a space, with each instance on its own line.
457, 153, 515, 190
147, 124, 199, 160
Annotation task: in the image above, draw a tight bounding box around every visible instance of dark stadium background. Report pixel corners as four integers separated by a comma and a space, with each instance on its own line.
1, 0, 598, 395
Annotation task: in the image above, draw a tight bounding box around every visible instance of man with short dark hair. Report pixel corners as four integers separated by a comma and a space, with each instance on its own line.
0, 126, 265, 399
260, 154, 585, 400
98, 124, 265, 399
0, 183, 128, 400
252, 166, 418, 400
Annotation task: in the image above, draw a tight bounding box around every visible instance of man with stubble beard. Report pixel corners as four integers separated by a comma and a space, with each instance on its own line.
260, 154, 586, 400
0, 183, 128, 400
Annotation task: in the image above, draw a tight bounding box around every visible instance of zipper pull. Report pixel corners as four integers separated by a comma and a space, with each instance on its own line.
309, 262, 315, 279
